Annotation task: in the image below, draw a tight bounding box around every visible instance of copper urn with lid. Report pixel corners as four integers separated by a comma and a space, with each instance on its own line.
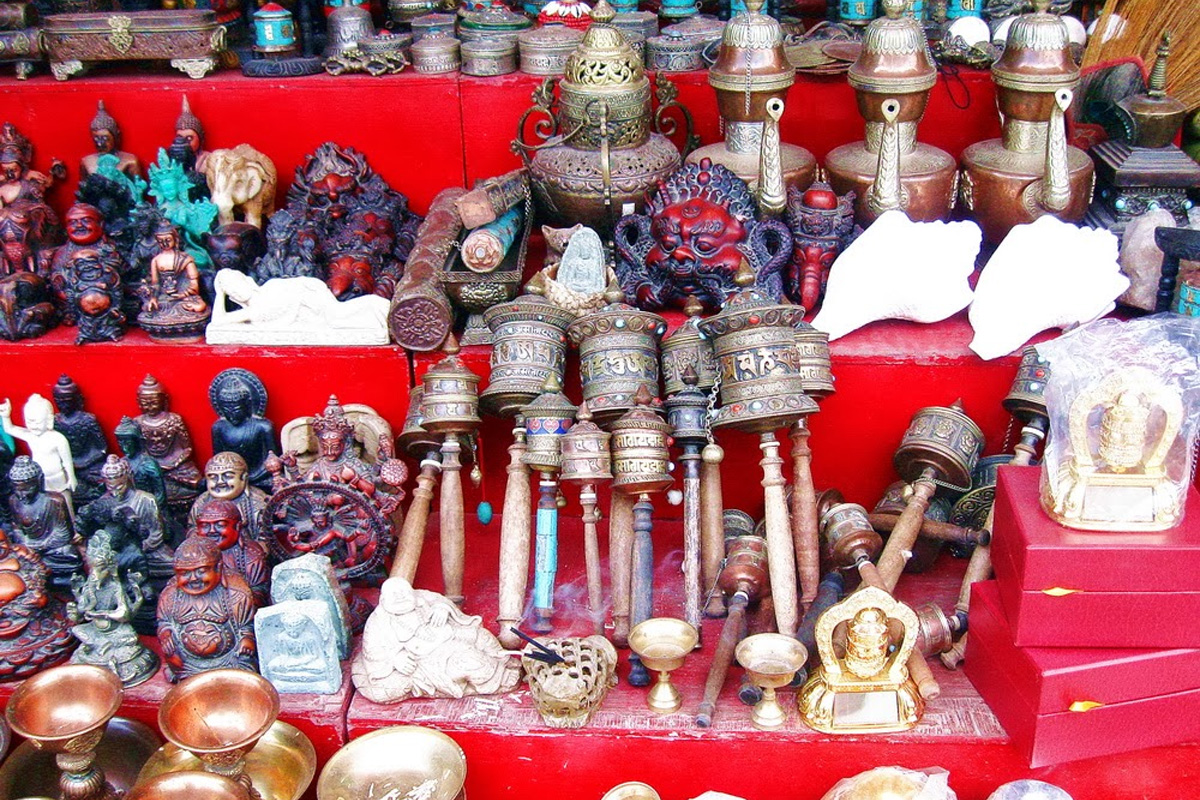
960, 0, 1093, 243
687, 0, 815, 197
824, 0, 957, 226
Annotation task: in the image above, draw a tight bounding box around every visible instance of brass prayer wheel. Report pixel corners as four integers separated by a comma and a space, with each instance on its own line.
398, 385, 441, 458
716, 534, 769, 596
421, 335, 482, 435
1002, 345, 1051, 423
560, 403, 613, 483
567, 294, 667, 427
660, 298, 717, 397
610, 387, 673, 496
481, 293, 575, 418
960, 0, 1092, 243
949, 454, 1014, 532
893, 402, 984, 491
698, 266, 817, 433
521, 375, 578, 474
824, 0, 956, 225
665, 370, 709, 445
818, 501, 881, 568
794, 322, 835, 399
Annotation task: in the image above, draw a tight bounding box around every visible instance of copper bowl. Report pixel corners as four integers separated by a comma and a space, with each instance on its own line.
316, 727, 467, 800
158, 669, 280, 758
6, 664, 123, 752
127, 772, 251, 800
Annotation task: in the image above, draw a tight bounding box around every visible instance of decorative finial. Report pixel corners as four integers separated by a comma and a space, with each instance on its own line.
1148, 30, 1171, 98
542, 373, 563, 394
734, 259, 756, 288
634, 384, 655, 406
1032, 0, 1050, 14
683, 295, 704, 318
591, 0, 616, 23
682, 366, 699, 387
881, 0, 905, 19
603, 283, 625, 305
950, 397, 965, 411
577, 401, 593, 423
443, 332, 461, 357
744, 0, 765, 15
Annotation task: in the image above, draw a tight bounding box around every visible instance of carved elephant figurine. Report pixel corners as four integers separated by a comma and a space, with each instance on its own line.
205, 144, 277, 229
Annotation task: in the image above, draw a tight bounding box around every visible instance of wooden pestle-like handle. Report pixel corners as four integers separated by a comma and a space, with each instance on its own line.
630, 493, 655, 629
790, 420, 821, 616
760, 432, 799, 637
696, 592, 748, 728
867, 513, 987, 546
681, 447, 704, 636
610, 491, 636, 646
439, 433, 466, 605
876, 468, 937, 592
581, 485, 604, 636
390, 455, 440, 583
496, 424, 532, 648
701, 443, 726, 618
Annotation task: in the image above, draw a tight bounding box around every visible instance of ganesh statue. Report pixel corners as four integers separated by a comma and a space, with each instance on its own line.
783, 183, 859, 312
255, 142, 422, 301
614, 158, 792, 312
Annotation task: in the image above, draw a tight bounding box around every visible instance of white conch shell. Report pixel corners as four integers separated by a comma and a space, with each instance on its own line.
968, 216, 1128, 360
811, 211, 981, 342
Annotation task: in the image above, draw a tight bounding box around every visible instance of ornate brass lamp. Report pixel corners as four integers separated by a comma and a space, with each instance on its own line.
698, 262, 816, 637
315, 726, 465, 800
391, 386, 442, 585
960, 0, 1093, 243
736, 633, 807, 730
560, 402, 614, 634
611, 386, 674, 684
686, 0, 816, 198
628, 617, 698, 714
420, 334, 483, 606
482, 293, 574, 647
521, 375, 578, 632
799, 586, 924, 734
825, 0, 957, 226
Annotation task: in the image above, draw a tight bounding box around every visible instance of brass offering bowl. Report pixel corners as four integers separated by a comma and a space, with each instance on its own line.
127, 772, 251, 800
735, 633, 807, 730
316, 726, 467, 800
601, 782, 662, 800
628, 618, 699, 714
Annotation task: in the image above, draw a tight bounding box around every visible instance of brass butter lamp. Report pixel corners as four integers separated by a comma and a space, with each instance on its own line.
316, 727, 466, 800
736, 633, 807, 730
127, 772, 250, 800
628, 617, 699, 714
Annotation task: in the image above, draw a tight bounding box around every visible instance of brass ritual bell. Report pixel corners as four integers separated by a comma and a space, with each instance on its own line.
513, 0, 696, 235
687, 0, 816, 198
960, 0, 1094, 244
824, 0, 958, 226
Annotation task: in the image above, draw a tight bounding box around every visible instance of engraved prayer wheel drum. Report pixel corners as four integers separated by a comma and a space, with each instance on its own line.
481, 294, 575, 418
665, 378, 709, 444
1002, 345, 1051, 423
717, 534, 768, 596
660, 309, 717, 397
610, 392, 673, 496
560, 405, 613, 483
794, 322, 834, 399
421, 339, 482, 436
950, 453, 1015, 532
893, 403, 984, 490
819, 501, 881, 567
521, 377, 577, 474
707, 0, 794, 124
567, 301, 667, 427
398, 386, 441, 458
697, 272, 817, 433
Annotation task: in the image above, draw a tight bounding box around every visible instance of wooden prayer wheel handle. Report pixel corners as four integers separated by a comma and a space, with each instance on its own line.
440, 433, 466, 606
941, 633, 968, 670
868, 513, 989, 547
696, 591, 749, 728
789, 420, 820, 616
390, 454, 440, 584
875, 468, 937, 592
496, 424, 532, 649
760, 432, 799, 637
680, 447, 704, 636
628, 493, 656, 688
791, 572, 845, 687
610, 492, 636, 646
701, 443, 727, 618
581, 486, 605, 636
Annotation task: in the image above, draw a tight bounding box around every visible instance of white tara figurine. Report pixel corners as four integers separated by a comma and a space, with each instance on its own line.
968, 216, 1128, 361
0, 394, 77, 513
207, 269, 392, 346
810, 211, 981, 341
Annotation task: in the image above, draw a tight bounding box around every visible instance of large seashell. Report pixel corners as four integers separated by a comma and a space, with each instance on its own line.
968, 216, 1128, 360
947, 16, 990, 47
810, 211, 981, 342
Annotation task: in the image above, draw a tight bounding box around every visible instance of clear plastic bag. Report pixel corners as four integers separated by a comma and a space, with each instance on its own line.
819, 766, 957, 800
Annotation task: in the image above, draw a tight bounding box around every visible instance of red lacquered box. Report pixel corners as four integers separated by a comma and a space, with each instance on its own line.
990, 466, 1200, 648
965, 580, 1200, 768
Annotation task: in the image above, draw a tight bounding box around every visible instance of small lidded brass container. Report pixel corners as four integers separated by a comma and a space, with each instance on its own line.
412, 29, 461, 74
610, 387, 673, 496
461, 39, 518, 76
522, 375, 578, 474
481, 293, 575, 418
518, 25, 584, 76
421, 335, 482, 435
697, 266, 816, 433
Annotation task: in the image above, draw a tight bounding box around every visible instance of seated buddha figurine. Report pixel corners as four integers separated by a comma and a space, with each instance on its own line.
0, 528, 74, 681
137, 221, 211, 342
613, 158, 792, 313
6, 456, 79, 594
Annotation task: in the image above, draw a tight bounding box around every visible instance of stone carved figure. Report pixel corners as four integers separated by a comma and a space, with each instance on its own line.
256, 600, 342, 694
532, 225, 617, 317
0, 394, 77, 513
133, 375, 204, 528
138, 220, 212, 342
351, 577, 521, 703
148, 150, 219, 268
210, 369, 275, 492
6, 456, 79, 594
114, 416, 169, 524
52, 376, 109, 507
80, 101, 141, 180
208, 268, 392, 345
193, 499, 270, 607
613, 158, 792, 312
189, 452, 270, 552
0, 266, 57, 341
205, 145, 278, 229
57, 245, 126, 344
271, 553, 351, 659
0, 528, 75, 682
784, 183, 859, 312
67, 529, 159, 687
157, 535, 257, 683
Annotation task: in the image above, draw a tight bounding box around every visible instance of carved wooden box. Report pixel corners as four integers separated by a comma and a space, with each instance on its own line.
42, 10, 225, 80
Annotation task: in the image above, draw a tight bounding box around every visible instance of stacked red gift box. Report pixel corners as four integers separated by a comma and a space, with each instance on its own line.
964, 465, 1200, 768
